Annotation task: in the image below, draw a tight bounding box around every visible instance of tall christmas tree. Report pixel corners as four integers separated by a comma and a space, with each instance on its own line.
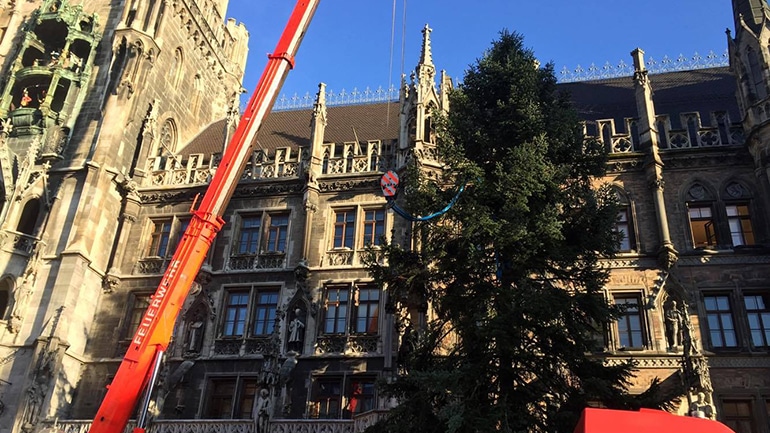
368, 31, 669, 433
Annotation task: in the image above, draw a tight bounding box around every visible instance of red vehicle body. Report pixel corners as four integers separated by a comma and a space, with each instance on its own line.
88, 1, 320, 432
575, 408, 736, 433
86, 3, 739, 433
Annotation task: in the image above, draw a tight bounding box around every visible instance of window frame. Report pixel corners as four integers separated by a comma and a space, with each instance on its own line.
330, 206, 389, 251
321, 283, 381, 337
144, 215, 189, 259
687, 203, 718, 249
725, 202, 755, 247
703, 293, 738, 349
720, 398, 757, 433
123, 292, 153, 340
309, 374, 378, 420
146, 219, 173, 257
235, 215, 262, 255
743, 292, 770, 349
232, 210, 292, 257
612, 293, 647, 350
265, 213, 289, 253
201, 375, 260, 419
218, 285, 282, 340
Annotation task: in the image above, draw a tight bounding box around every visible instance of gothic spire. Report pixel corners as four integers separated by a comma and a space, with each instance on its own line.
419, 24, 434, 68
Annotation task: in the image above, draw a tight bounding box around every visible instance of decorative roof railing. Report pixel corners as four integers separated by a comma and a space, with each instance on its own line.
273, 85, 399, 111
271, 50, 730, 110
558, 49, 729, 83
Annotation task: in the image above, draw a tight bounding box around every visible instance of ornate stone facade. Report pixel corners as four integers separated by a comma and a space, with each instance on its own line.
0, 1, 770, 433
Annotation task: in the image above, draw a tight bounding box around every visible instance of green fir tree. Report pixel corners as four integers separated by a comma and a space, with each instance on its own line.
366, 31, 676, 433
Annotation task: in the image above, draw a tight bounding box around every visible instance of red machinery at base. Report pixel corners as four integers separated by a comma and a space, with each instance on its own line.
575, 408, 736, 433
88, 1, 320, 433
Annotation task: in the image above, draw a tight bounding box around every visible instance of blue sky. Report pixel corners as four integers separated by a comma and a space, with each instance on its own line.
225, 1, 734, 103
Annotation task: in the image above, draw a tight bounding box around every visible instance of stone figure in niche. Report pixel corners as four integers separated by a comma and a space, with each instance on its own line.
287, 308, 305, 353
255, 388, 271, 433
665, 300, 683, 350
689, 392, 714, 419
22, 382, 45, 427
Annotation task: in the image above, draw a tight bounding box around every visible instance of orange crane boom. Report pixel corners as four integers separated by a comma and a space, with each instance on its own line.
88, 2, 320, 432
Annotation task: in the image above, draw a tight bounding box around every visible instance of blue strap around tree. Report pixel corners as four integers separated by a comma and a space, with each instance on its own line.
388, 184, 466, 222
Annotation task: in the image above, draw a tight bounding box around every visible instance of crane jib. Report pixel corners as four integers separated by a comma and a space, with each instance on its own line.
87, 1, 321, 432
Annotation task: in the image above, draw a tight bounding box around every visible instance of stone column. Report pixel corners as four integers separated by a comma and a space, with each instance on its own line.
631, 48, 678, 269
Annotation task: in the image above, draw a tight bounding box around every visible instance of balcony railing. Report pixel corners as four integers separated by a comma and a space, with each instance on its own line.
315, 335, 381, 355
42, 412, 389, 433
226, 253, 286, 271
0, 230, 38, 256
324, 248, 385, 268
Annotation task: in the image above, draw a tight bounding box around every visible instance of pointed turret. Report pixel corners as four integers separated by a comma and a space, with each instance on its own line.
307, 83, 327, 185
733, 0, 770, 34
415, 24, 436, 87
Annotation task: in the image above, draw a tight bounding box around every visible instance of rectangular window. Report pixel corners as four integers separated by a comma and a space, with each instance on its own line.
721, 399, 756, 433
147, 220, 172, 257
355, 287, 380, 334
125, 294, 151, 338
347, 379, 376, 416
253, 290, 279, 336
615, 208, 633, 252
614, 295, 644, 349
266, 214, 289, 252
205, 378, 235, 419
223, 291, 249, 337
313, 379, 342, 419
704, 294, 737, 348
324, 288, 350, 334
334, 210, 356, 248
744, 293, 770, 347
236, 216, 261, 255
362, 210, 385, 246
726, 204, 755, 247
688, 206, 717, 248
203, 377, 259, 419
311, 376, 377, 419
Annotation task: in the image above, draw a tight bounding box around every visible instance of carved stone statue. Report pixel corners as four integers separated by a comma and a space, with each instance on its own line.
287, 308, 305, 353
665, 300, 683, 350
255, 388, 271, 433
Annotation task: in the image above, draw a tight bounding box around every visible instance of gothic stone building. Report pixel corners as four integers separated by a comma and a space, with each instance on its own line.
0, 1, 770, 433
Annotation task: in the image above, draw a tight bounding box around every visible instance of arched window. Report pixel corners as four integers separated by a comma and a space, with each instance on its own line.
170, 48, 183, 89
686, 183, 717, 248
723, 181, 755, 247
191, 74, 203, 114
159, 119, 177, 155
142, 0, 157, 31
613, 188, 636, 252
747, 47, 767, 100
17, 199, 40, 235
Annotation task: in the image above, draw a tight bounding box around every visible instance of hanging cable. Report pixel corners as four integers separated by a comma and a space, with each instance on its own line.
386, 0, 397, 129
401, 0, 407, 79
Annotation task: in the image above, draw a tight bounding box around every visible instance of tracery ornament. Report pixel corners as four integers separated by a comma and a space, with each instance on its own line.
725, 181, 746, 198
159, 119, 177, 156
687, 184, 707, 201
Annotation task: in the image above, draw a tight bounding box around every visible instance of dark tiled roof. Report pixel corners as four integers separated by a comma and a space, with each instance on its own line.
177, 118, 230, 157
256, 101, 401, 152
180, 68, 739, 157
559, 67, 740, 129
178, 102, 401, 157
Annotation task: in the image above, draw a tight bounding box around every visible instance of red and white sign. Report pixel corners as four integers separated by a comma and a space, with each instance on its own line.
380, 170, 399, 198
